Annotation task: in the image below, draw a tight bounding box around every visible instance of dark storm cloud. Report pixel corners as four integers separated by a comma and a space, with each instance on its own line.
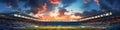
18, 0, 28, 2
0, 0, 48, 9
105, 0, 120, 5
95, 0, 120, 12
74, 13, 83, 16
58, 8, 68, 16
105, 0, 120, 9
21, 0, 60, 13
0, 0, 18, 8
20, 0, 54, 13
60, 0, 77, 8
81, 0, 119, 17
0, 0, 77, 13
55, 0, 77, 16
24, 0, 46, 8
81, 0, 94, 11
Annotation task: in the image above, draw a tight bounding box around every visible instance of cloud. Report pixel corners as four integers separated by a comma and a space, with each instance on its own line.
60, 0, 77, 8
0, 0, 18, 8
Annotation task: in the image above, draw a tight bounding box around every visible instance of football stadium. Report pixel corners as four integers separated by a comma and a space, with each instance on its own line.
0, 0, 120, 30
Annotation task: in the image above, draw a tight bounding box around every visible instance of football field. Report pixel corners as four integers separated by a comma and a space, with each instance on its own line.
21, 26, 102, 30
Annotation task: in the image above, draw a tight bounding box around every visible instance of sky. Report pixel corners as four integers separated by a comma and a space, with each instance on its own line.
0, 0, 119, 16
0, 0, 99, 13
